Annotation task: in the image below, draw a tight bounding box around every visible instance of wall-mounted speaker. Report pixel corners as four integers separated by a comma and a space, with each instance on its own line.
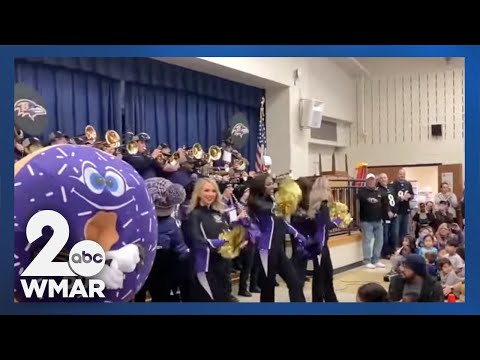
431, 124, 443, 137
299, 99, 325, 129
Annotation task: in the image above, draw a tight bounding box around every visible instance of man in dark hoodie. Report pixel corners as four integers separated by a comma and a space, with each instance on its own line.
388, 254, 444, 302
357, 173, 389, 269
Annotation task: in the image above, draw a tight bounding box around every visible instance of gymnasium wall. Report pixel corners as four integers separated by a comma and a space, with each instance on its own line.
347, 66, 465, 168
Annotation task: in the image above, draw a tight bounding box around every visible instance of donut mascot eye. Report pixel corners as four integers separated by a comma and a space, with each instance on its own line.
14, 144, 158, 302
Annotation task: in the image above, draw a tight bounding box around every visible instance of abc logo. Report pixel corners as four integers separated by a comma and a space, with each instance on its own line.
70, 251, 103, 264
68, 240, 106, 277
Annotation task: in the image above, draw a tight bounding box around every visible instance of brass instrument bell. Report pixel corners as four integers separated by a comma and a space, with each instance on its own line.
236, 159, 246, 172
126, 140, 139, 155
191, 143, 203, 160
105, 130, 121, 148
168, 151, 180, 166
208, 145, 222, 161
85, 125, 97, 141
14, 126, 24, 140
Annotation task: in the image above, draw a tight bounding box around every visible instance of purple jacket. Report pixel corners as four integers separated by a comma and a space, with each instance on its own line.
157, 216, 189, 257
250, 196, 305, 251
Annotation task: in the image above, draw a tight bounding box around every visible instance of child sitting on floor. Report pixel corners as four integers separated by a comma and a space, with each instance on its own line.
356, 282, 389, 302
418, 235, 438, 258
425, 252, 438, 278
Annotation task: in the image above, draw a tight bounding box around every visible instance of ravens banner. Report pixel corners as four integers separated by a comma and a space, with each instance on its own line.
228, 112, 249, 150
14, 83, 48, 136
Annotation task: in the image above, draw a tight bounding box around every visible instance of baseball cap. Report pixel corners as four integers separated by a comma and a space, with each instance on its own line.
366, 173, 376, 180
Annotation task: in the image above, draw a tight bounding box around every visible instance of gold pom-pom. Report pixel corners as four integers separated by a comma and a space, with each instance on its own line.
329, 202, 354, 229
218, 226, 247, 259
275, 179, 302, 218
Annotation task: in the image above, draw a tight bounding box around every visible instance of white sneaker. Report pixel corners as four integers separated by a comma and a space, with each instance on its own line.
375, 262, 386, 268
366, 263, 376, 269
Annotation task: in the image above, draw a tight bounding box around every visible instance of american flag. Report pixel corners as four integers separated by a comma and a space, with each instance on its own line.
255, 97, 266, 172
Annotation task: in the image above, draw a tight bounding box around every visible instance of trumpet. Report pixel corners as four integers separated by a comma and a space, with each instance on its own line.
85, 125, 97, 141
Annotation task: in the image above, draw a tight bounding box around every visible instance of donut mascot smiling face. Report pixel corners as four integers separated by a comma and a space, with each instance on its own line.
14, 144, 158, 302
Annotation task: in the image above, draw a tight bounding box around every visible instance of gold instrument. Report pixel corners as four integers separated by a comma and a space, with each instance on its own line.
208, 145, 222, 161
126, 140, 139, 155
105, 130, 121, 148
14, 126, 24, 141
274, 179, 303, 218
85, 125, 97, 141
235, 158, 248, 172
188, 143, 203, 160
167, 151, 181, 166
218, 226, 247, 259
23, 137, 43, 155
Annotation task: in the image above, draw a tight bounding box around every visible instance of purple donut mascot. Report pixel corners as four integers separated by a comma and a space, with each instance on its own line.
14, 144, 158, 302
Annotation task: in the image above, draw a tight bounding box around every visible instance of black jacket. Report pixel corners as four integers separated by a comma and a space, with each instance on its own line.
357, 187, 388, 222
388, 275, 444, 302
184, 206, 229, 250
123, 154, 161, 180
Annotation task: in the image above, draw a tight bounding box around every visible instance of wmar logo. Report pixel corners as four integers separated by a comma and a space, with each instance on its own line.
14, 99, 47, 121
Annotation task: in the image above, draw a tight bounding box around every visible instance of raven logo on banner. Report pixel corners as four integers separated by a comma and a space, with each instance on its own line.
14, 83, 49, 136
228, 112, 249, 150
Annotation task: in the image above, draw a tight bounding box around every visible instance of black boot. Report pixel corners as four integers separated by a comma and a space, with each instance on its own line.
249, 285, 261, 293
238, 289, 252, 297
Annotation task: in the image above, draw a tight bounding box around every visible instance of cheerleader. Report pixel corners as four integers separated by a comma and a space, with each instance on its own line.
290, 177, 315, 284
305, 176, 339, 302
184, 178, 240, 301
247, 173, 306, 302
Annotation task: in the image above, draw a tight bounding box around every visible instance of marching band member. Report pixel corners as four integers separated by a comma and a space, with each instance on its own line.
123, 133, 163, 180
218, 181, 244, 302
48, 131, 69, 145
233, 183, 258, 297
247, 173, 306, 302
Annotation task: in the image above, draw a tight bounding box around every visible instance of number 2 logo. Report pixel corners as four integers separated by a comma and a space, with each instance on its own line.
21, 210, 77, 277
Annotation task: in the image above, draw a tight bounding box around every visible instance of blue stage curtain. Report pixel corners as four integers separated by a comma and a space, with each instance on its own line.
19, 58, 264, 109
124, 81, 261, 168
15, 60, 122, 143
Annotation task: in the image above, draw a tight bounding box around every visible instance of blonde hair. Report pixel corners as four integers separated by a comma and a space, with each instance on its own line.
188, 177, 225, 214
307, 176, 332, 219
436, 223, 451, 239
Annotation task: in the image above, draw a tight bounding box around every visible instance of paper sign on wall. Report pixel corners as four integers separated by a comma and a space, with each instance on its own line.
441, 172, 454, 188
